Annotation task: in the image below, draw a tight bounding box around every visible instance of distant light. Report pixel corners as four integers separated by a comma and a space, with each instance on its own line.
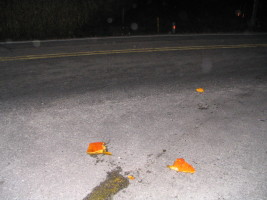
107, 18, 113, 23
235, 10, 242, 17
172, 22, 176, 34
130, 23, 138, 31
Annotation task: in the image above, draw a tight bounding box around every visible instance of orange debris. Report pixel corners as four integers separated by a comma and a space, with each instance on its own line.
196, 88, 204, 93
87, 142, 112, 155
127, 175, 135, 180
167, 158, 195, 173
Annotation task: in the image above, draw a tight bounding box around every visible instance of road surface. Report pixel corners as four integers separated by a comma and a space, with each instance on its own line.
1, 34, 267, 200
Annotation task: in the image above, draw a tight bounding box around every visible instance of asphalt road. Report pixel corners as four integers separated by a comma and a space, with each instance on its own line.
0, 34, 267, 200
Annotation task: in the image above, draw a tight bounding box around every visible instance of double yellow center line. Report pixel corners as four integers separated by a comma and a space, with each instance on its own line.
1, 43, 267, 62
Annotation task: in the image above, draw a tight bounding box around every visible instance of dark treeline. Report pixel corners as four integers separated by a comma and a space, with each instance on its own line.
0, 0, 266, 41
0, 0, 131, 40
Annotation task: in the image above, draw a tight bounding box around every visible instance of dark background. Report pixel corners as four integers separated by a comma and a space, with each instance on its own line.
0, 0, 266, 41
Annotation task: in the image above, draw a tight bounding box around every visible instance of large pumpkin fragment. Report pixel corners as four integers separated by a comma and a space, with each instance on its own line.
87, 142, 112, 155
167, 158, 195, 173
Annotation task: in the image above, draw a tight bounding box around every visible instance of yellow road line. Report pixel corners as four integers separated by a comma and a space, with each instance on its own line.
1, 43, 267, 62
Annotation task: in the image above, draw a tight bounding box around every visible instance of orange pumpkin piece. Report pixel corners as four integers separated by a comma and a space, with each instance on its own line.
167, 158, 195, 173
127, 175, 135, 180
196, 88, 204, 93
87, 142, 112, 155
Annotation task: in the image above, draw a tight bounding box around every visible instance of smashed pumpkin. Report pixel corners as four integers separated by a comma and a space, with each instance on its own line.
196, 88, 204, 93
127, 175, 135, 180
87, 142, 112, 155
167, 158, 195, 173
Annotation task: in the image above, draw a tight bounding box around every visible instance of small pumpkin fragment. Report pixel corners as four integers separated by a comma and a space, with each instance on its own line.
127, 175, 135, 180
87, 142, 112, 155
167, 158, 195, 173
196, 88, 204, 93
